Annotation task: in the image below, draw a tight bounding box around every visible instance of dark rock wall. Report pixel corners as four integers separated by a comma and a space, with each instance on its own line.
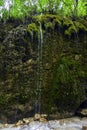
0, 15, 87, 122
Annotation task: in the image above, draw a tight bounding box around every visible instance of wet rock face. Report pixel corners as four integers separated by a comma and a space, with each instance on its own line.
0, 15, 87, 123
75, 100, 87, 117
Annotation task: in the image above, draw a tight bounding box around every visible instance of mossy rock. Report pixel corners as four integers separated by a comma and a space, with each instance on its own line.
33, 14, 62, 27
44, 22, 54, 30
63, 17, 73, 27
30, 14, 62, 34
79, 19, 87, 28
65, 24, 77, 35
33, 15, 46, 23
53, 16, 62, 26
33, 15, 87, 35
74, 21, 87, 32
64, 20, 87, 35
27, 23, 39, 33
27, 23, 40, 39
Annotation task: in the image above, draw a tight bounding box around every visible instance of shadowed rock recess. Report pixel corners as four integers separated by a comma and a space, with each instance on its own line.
0, 14, 87, 123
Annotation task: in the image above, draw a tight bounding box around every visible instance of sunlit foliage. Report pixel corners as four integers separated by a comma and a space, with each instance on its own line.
0, 0, 87, 19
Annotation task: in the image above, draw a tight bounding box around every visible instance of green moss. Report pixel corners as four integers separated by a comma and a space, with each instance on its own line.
33, 14, 47, 23
27, 23, 39, 32
63, 17, 73, 27
51, 56, 85, 110
45, 22, 54, 30
64, 20, 87, 35
33, 15, 87, 35
65, 24, 77, 35
79, 19, 87, 28
54, 16, 62, 26
27, 23, 40, 39
34, 14, 62, 27
74, 21, 87, 32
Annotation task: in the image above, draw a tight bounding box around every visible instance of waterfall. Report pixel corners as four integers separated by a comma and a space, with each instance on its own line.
35, 16, 43, 114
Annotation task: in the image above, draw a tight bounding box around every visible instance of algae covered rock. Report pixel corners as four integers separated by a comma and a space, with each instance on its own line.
64, 18, 87, 36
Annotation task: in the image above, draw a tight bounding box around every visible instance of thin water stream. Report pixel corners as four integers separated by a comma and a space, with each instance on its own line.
35, 17, 43, 114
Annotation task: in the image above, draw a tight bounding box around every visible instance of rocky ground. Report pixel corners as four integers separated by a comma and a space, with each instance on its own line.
0, 115, 87, 130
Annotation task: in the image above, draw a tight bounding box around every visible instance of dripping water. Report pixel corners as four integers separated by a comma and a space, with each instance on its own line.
35, 15, 43, 114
